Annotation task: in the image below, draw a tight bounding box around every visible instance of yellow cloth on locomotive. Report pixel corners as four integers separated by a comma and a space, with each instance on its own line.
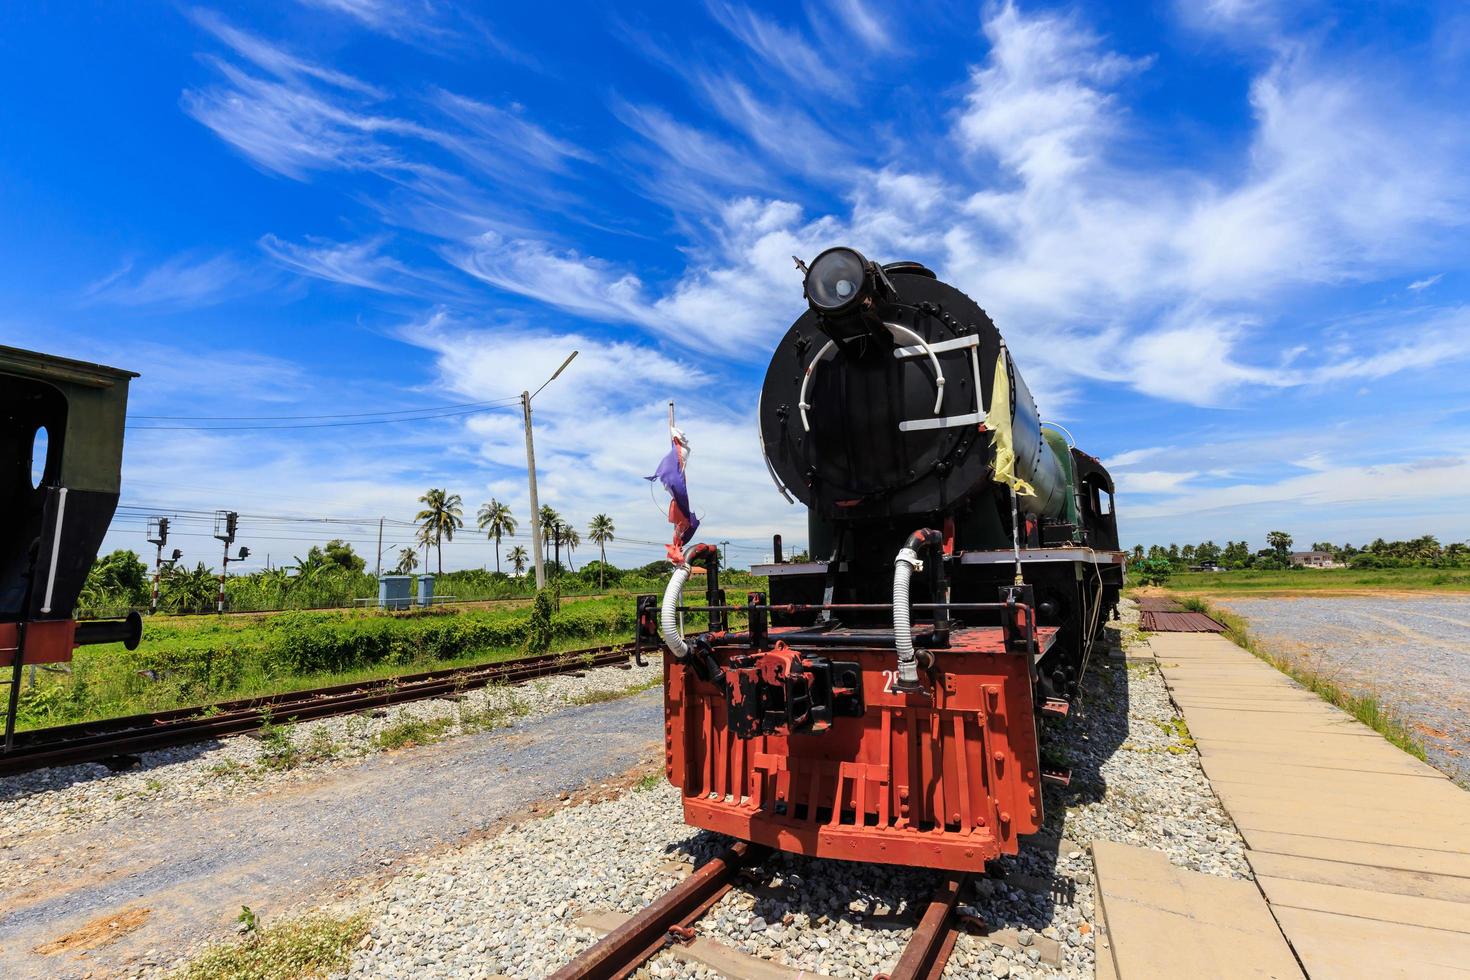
984, 345, 1038, 499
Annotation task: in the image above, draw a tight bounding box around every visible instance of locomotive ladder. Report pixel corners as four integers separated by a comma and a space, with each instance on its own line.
1, 622, 24, 751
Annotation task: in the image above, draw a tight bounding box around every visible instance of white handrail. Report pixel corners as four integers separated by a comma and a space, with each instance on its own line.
799, 322, 946, 433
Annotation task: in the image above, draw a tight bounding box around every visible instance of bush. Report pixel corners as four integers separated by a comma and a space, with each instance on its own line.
1131, 557, 1173, 586
524, 588, 556, 654
18, 598, 639, 730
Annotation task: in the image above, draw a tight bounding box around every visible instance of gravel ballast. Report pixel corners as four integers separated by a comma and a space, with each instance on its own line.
0, 656, 660, 891
338, 598, 1249, 980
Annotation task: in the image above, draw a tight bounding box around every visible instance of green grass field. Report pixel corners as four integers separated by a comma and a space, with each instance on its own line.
17, 586, 747, 732
1165, 566, 1470, 595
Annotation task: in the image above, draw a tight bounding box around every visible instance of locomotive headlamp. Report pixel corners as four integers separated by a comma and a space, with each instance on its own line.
803, 246, 895, 345
805, 247, 869, 314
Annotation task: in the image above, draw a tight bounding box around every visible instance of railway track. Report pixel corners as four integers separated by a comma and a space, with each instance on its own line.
0, 643, 636, 778
549, 840, 971, 980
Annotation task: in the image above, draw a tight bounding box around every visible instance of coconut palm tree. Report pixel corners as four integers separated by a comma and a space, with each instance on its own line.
394, 547, 419, 574
507, 545, 529, 576
562, 525, 580, 571
538, 505, 561, 565
476, 499, 517, 574
415, 488, 464, 574
588, 514, 615, 590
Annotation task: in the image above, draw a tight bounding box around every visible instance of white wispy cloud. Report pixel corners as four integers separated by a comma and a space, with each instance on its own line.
82, 253, 255, 309
814, 0, 891, 52
184, 22, 592, 230
397, 311, 807, 553
430, 91, 591, 176
1115, 470, 1199, 495
260, 233, 457, 295
292, 0, 456, 44
445, 199, 842, 355
706, 1, 852, 99
187, 9, 384, 96
155, 2, 1470, 557
183, 59, 428, 180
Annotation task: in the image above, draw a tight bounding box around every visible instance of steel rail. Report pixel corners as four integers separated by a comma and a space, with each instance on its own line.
548, 841, 766, 980
0, 644, 635, 777
6, 644, 634, 751
878, 872, 970, 980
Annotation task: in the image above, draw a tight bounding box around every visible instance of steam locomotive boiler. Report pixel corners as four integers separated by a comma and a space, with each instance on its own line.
641, 249, 1124, 871
2, 346, 142, 747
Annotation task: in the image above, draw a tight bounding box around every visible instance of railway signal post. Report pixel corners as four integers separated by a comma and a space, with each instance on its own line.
146, 516, 170, 613
213, 510, 249, 614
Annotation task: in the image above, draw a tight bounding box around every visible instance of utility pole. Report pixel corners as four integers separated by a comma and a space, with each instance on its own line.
146, 517, 169, 613
719, 540, 730, 566
522, 390, 546, 591
522, 350, 579, 591
375, 518, 384, 579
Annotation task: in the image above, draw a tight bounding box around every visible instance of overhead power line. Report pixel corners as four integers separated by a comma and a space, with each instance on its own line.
109, 500, 777, 556
126, 398, 524, 431
128, 396, 522, 422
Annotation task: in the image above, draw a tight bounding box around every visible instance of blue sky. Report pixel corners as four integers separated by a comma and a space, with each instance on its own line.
3, 0, 1469, 572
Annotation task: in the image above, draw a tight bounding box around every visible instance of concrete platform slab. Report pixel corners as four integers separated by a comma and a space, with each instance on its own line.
1198, 758, 1452, 786
1227, 810, 1466, 852
1149, 630, 1470, 978
1270, 907, 1470, 979
1247, 850, 1470, 900
1209, 775, 1466, 811
1091, 840, 1302, 979
1256, 875, 1470, 933
1243, 829, 1470, 879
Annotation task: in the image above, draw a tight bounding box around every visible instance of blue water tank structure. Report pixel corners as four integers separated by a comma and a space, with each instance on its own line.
416, 574, 435, 607
378, 575, 413, 610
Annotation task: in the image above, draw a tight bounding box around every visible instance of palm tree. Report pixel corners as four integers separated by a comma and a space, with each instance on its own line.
588, 514, 615, 590
562, 525, 580, 571
415, 488, 464, 574
538, 505, 561, 565
507, 545, 529, 576
394, 547, 419, 574
477, 499, 517, 574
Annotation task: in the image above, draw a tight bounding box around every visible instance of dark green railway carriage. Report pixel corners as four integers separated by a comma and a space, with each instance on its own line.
2, 346, 141, 743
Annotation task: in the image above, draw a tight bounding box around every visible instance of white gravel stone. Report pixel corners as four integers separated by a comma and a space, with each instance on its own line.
0, 657, 660, 892
326, 598, 1248, 980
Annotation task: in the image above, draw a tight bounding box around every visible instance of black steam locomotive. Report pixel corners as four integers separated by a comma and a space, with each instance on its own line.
648, 248, 1124, 870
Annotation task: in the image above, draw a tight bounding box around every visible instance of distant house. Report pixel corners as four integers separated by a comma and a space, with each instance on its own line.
1290, 551, 1338, 568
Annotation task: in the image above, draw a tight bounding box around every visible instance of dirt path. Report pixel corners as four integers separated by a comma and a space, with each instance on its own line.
0, 692, 662, 979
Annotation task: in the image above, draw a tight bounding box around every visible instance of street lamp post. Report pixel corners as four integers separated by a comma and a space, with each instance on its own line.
522, 350, 578, 591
